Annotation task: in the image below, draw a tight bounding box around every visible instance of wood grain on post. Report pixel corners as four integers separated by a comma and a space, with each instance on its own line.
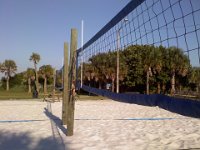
62, 42, 69, 125
67, 28, 77, 136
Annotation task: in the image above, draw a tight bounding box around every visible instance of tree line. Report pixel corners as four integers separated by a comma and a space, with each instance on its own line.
80, 45, 200, 95
1, 45, 199, 96
0, 52, 55, 94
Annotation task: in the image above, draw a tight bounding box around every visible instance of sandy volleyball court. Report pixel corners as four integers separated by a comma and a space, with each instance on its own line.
0, 99, 200, 150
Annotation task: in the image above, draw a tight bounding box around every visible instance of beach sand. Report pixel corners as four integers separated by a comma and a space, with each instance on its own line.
0, 99, 200, 150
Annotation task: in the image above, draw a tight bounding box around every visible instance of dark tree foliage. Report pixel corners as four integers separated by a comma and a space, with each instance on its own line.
81, 44, 195, 94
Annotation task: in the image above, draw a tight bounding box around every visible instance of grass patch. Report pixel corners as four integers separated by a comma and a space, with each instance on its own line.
0, 85, 48, 100
0, 91, 106, 101
0, 90, 33, 100
0, 85, 35, 100
0, 87, 106, 101
76, 94, 106, 100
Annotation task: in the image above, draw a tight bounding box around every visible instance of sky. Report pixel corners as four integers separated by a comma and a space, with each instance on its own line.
78, 0, 200, 67
0, 0, 130, 74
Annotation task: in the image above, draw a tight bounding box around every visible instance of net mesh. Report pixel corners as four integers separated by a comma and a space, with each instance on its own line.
77, 0, 200, 96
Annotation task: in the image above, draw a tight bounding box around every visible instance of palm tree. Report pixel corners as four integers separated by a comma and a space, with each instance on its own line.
29, 52, 40, 93
189, 67, 200, 93
89, 52, 115, 91
152, 46, 162, 94
82, 62, 93, 86
168, 47, 190, 95
24, 68, 35, 93
39, 65, 54, 94
89, 53, 107, 89
0, 60, 17, 91
152, 45, 171, 94
141, 45, 154, 95
105, 52, 116, 92
122, 45, 144, 90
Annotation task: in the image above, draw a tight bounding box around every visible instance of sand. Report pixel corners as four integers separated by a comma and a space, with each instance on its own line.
0, 99, 200, 150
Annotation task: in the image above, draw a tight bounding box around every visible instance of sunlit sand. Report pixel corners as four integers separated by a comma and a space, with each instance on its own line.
0, 99, 200, 150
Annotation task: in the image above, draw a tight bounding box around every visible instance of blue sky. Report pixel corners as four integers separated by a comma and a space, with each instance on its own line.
0, 0, 130, 73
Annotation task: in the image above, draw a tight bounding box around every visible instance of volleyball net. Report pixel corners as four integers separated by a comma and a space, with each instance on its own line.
76, 0, 200, 97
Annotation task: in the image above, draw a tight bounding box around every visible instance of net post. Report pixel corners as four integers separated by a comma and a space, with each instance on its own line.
62, 42, 69, 125
67, 28, 77, 136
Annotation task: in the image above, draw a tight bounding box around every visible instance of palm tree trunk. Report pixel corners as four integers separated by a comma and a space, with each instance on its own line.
157, 82, 161, 94
6, 76, 9, 91
53, 69, 56, 100
179, 85, 182, 92
34, 63, 39, 93
196, 83, 199, 93
28, 78, 31, 93
162, 83, 166, 94
98, 80, 102, 89
87, 76, 90, 86
112, 78, 115, 92
171, 72, 176, 95
146, 69, 150, 95
87, 76, 91, 95
44, 77, 47, 94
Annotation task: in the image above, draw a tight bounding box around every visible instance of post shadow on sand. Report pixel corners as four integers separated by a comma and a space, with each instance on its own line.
0, 130, 67, 150
0, 108, 68, 150
44, 108, 67, 135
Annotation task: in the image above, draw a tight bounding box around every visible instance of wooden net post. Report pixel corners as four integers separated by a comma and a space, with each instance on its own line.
67, 28, 77, 136
62, 42, 69, 125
